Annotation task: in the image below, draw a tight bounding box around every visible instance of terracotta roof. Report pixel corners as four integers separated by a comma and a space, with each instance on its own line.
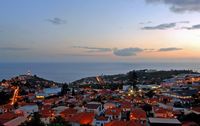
154, 108, 168, 113
191, 107, 200, 113
20, 103, 36, 107
0, 104, 14, 110
0, 112, 18, 124
27, 93, 35, 97
172, 110, 182, 115
119, 101, 132, 109
60, 108, 77, 116
130, 109, 146, 120
43, 98, 56, 104
40, 109, 55, 118
66, 112, 94, 125
105, 120, 127, 126
127, 120, 143, 126
105, 120, 142, 126
96, 116, 109, 121
105, 107, 121, 116
85, 103, 101, 109
153, 107, 173, 118
41, 105, 52, 110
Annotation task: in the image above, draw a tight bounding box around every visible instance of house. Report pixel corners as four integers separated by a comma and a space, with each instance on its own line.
15, 104, 38, 116
105, 107, 122, 120
148, 118, 181, 126
105, 120, 142, 126
3, 115, 28, 126
105, 120, 127, 126
0, 112, 27, 126
145, 98, 159, 105
119, 101, 132, 111
60, 108, 77, 120
104, 102, 116, 110
0, 104, 14, 113
53, 106, 68, 116
0, 112, 18, 125
40, 109, 55, 124
93, 116, 110, 126
85, 102, 103, 115
153, 107, 174, 118
191, 107, 200, 115
66, 112, 95, 126
130, 108, 146, 124
36, 88, 61, 99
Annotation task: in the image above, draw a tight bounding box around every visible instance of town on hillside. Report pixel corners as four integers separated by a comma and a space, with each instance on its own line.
0, 70, 200, 126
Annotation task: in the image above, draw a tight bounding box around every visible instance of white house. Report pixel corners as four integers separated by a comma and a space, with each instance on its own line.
85, 102, 103, 115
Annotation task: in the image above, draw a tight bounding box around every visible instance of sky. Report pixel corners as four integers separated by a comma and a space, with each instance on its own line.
0, 0, 200, 63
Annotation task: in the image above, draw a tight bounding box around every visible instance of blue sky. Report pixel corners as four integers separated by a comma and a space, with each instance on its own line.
0, 0, 200, 62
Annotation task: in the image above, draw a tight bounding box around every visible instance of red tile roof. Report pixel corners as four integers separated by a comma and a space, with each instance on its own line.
191, 107, 200, 113
66, 112, 95, 125
85, 103, 101, 109
105, 120, 127, 126
127, 120, 143, 126
119, 101, 132, 109
40, 109, 55, 118
105, 107, 121, 116
96, 116, 109, 121
130, 109, 146, 120
60, 108, 77, 118
105, 120, 142, 126
0, 112, 18, 124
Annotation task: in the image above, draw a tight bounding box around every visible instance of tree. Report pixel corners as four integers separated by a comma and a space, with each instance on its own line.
72, 87, 75, 96
14, 102, 19, 109
142, 104, 152, 116
48, 116, 71, 126
61, 83, 69, 95
179, 113, 200, 125
1, 79, 6, 83
0, 91, 12, 105
145, 90, 155, 98
127, 71, 138, 90
20, 112, 45, 126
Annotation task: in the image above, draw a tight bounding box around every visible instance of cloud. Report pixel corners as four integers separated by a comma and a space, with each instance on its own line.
144, 48, 155, 52
113, 48, 143, 56
46, 17, 66, 25
0, 47, 30, 51
182, 24, 200, 30
146, 0, 200, 13
74, 46, 144, 56
178, 21, 190, 24
74, 46, 183, 56
158, 47, 183, 52
142, 22, 176, 30
141, 21, 190, 30
73, 46, 112, 52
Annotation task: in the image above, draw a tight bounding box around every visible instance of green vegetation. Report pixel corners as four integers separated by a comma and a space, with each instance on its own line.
71, 69, 198, 89
48, 116, 71, 126
20, 112, 45, 126
0, 91, 12, 105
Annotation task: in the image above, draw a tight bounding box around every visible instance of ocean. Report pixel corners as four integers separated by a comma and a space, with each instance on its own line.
0, 62, 200, 83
